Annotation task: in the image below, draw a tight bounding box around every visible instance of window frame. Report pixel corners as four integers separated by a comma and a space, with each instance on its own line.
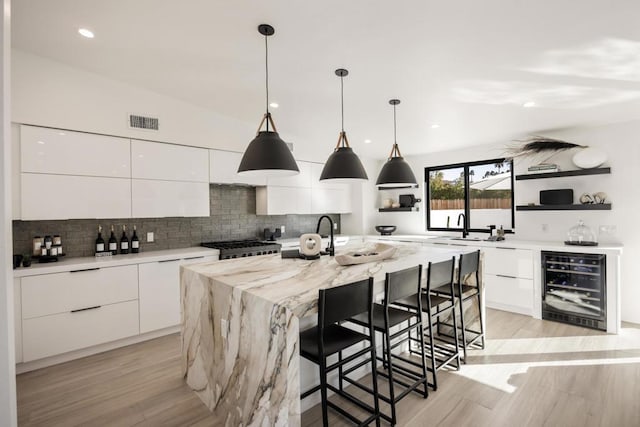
424, 158, 515, 233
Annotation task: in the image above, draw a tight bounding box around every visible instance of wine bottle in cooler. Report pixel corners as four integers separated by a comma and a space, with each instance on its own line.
95, 225, 105, 254
109, 225, 118, 255
120, 225, 129, 255
131, 225, 140, 253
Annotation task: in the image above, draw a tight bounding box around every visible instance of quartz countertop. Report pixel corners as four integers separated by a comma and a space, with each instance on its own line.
13, 247, 219, 277
369, 234, 623, 255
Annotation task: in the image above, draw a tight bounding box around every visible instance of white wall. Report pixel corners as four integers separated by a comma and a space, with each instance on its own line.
369, 120, 640, 323
11, 50, 319, 162
1, 0, 18, 425
342, 156, 381, 235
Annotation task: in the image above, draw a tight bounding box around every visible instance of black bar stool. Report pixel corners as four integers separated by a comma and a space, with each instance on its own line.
396, 258, 461, 390
432, 250, 484, 362
348, 265, 429, 426
299, 277, 381, 427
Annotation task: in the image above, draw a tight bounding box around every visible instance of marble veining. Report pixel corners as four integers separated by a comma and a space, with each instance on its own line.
181, 241, 477, 426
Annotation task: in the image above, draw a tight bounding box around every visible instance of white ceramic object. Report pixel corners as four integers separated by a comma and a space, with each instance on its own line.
334, 243, 397, 266
299, 233, 322, 257
391, 202, 401, 208
572, 147, 607, 169
383, 198, 393, 208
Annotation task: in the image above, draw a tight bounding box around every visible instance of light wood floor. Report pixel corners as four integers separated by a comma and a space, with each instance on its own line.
17, 309, 640, 426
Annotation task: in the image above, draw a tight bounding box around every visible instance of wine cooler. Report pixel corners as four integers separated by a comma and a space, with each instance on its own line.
542, 251, 606, 331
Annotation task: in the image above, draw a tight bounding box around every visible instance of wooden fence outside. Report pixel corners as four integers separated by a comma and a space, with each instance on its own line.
430, 198, 512, 210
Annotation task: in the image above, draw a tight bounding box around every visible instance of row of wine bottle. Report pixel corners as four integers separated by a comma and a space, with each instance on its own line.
95, 225, 140, 255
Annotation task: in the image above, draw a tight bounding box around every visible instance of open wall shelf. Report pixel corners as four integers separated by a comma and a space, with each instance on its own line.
378, 207, 420, 212
516, 204, 611, 211
516, 167, 610, 181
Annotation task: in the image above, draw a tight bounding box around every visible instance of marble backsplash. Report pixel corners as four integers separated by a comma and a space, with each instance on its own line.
12, 185, 340, 258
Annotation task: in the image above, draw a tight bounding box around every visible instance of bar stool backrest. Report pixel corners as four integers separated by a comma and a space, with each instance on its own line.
458, 250, 480, 283
385, 265, 423, 307
318, 277, 374, 327
427, 258, 456, 293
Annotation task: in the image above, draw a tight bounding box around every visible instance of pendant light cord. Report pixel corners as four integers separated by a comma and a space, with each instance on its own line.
340, 74, 345, 133
393, 103, 397, 145
265, 34, 269, 131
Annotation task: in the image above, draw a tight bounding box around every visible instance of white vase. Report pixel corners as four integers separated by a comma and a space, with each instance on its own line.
572, 147, 607, 169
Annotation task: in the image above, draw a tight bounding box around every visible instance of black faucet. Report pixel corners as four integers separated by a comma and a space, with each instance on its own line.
315, 215, 335, 256
457, 213, 468, 238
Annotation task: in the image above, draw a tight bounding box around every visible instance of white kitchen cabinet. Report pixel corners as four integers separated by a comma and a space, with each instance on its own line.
22, 300, 139, 362
483, 246, 534, 315
21, 125, 130, 178
131, 139, 208, 182
484, 275, 534, 316
209, 150, 267, 186
21, 265, 138, 319
21, 173, 132, 220
267, 161, 312, 188
14, 278, 22, 363
138, 255, 217, 333
131, 179, 209, 217
256, 186, 311, 215
311, 187, 351, 214
483, 247, 534, 279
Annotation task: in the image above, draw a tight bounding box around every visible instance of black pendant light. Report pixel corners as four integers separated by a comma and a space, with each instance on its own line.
238, 24, 299, 177
375, 99, 417, 188
320, 69, 368, 181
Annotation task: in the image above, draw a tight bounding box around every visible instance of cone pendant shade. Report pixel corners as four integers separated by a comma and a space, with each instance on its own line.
376, 99, 417, 187
238, 24, 299, 177
320, 69, 368, 181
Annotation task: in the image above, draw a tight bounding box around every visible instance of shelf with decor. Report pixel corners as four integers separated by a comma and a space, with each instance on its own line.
378, 207, 420, 212
516, 204, 611, 211
516, 167, 610, 181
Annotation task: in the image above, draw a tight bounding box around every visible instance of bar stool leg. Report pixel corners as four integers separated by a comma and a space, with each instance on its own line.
476, 272, 486, 350
384, 331, 397, 426
451, 299, 462, 370
319, 359, 329, 427
426, 307, 438, 389
457, 285, 469, 363
417, 320, 429, 398
370, 341, 381, 427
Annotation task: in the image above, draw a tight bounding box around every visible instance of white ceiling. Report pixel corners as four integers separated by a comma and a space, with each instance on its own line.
11, 0, 640, 158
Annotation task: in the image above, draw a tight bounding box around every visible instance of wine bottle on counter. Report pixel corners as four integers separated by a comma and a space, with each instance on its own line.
120, 225, 129, 255
131, 225, 140, 253
109, 225, 118, 255
95, 225, 105, 254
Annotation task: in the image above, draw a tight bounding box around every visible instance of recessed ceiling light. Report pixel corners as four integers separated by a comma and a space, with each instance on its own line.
269, 102, 279, 108
431, 124, 440, 129
78, 28, 95, 39
37, 140, 45, 145
523, 101, 536, 108
58, 132, 65, 136
364, 139, 372, 144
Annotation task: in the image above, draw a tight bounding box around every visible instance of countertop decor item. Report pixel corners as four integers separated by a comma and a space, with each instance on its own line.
335, 243, 397, 266
238, 24, 299, 177
565, 219, 598, 246
299, 233, 322, 259
382, 198, 393, 208
320, 69, 368, 181
375, 225, 397, 235
572, 147, 607, 169
376, 99, 418, 188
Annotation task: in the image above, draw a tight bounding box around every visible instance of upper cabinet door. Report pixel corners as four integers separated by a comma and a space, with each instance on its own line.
21, 125, 130, 178
131, 179, 209, 218
209, 150, 267, 186
266, 161, 312, 188
131, 140, 208, 182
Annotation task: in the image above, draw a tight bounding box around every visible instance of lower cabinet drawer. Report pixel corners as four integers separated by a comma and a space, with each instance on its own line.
22, 300, 139, 362
485, 274, 534, 315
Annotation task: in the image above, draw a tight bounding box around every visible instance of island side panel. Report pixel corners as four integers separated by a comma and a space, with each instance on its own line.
181, 267, 301, 426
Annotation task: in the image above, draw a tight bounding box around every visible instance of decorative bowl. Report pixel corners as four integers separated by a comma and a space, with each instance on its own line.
375, 225, 397, 236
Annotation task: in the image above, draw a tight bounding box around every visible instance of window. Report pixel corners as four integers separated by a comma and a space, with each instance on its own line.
425, 158, 514, 233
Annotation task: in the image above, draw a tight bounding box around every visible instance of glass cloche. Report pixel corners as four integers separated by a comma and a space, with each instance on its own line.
565, 220, 598, 246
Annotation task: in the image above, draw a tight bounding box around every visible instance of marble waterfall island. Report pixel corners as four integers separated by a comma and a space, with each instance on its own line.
180, 241, 479, 426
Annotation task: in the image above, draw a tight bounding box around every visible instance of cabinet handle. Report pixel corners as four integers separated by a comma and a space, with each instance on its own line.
183, 256, 205, 260
450, 243, 468, 247
496, 247, 516, 250
159, 258, 181, 263
70, 267, 100, 273
496, 274, 517, 279
71, 305, 101, 313
432, 242, 449, 246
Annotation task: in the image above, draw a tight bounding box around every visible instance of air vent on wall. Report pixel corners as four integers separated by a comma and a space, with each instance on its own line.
129, 114, 159, 131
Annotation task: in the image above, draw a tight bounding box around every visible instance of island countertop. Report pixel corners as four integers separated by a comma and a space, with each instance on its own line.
180, 241, 477, 427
